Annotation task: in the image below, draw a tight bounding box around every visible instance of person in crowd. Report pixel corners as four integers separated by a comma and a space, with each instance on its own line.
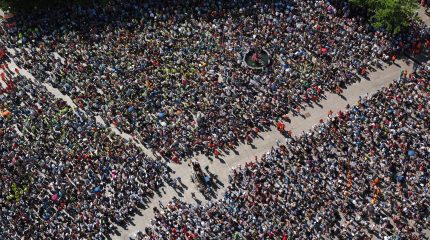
0, 62, 169, 239
3, 0, 427, 161
0, 0, 429, 239
138, 64, 430, 239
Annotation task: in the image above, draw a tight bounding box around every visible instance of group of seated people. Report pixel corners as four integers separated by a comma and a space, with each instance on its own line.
138, 64, 430, 239
0, 62, 170, 239
0, 0, 429, 239
2, 0, 428, 161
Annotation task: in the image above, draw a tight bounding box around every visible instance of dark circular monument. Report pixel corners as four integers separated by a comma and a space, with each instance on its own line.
244, 48, 271, 69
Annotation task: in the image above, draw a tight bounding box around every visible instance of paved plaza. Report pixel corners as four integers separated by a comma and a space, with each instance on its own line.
2, 5, 430, 240
7, 19, 428, 240
114, 10, 430, 238
4, 29, 426, 240
115, 57, 417, 240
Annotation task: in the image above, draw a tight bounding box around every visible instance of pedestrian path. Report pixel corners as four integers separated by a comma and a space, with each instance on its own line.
3, 9, 427, 238
115, 59, 414, 239
1, 3, 430, 239
4, 39, 416, 240
5, 48, 155, 158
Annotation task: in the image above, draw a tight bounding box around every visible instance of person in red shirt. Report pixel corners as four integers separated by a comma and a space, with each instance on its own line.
276, 121, 285, 133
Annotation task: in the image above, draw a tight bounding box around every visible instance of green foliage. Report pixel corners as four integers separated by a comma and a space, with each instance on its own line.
350, 0, 419, 35
0, 0, 11, 11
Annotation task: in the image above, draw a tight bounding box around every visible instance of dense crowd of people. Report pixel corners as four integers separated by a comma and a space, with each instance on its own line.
3, 0, 427, 161
0, 62, 170, 239
139, 65, 430, 239
1, 0, 430, 239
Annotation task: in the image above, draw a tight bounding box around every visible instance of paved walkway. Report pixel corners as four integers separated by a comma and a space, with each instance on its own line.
115, 59, 415, 239
419, 6, 430, 25
6, 38, 415, 240
115, 13, 430, 240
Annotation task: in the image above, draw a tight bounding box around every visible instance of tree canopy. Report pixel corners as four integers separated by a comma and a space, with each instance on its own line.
350, 0, 419, 35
